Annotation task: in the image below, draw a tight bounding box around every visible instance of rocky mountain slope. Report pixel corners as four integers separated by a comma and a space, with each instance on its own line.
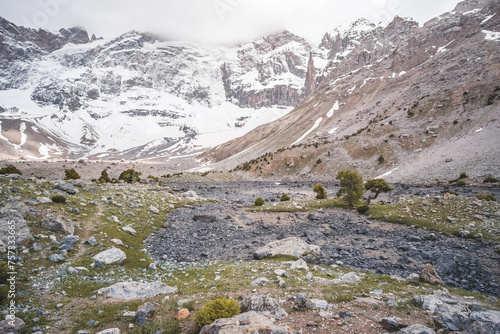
201, 0, 500, 183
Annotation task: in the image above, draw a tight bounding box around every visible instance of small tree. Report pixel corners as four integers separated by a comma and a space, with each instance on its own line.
364, 178, 394, 206
313, 183, 327, 199
0, 165, 22, 175
336, 169, 364, 207
119, 169, 141, 183
378, 155, 385, 164
280, 194, 291, 202
98, 170, 111, 183
64, 168, 80, 180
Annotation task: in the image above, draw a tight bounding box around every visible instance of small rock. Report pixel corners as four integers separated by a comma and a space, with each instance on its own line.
148, 206, 160, 214
85, 236, 98, 246
0, 317, 25, 333
123, 226, 137, 235
289, 258, 309, 271
251, 277, 270, 286
176, 308, 190, 321
306, 299, 328, 309
48, 254, 65, 262
111, 239, 124, 246
398, 324, 436, 334
96, 329, 120, 334
135, 302, 155, 326
93, 248, 126, 265
380, 318, 408, 331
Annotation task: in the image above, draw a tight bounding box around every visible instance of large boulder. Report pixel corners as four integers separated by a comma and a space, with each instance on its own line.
240, 294, 288, 318
434, 310, 500, 333
93, 248, 126, 265
42, 214, 77, 235
253, 237, 320, 261
97, 281, 177, 300
200, 311, 295, 334
53, 182, 77, 194
0, 317, 25, 333
0, 210, 33, 250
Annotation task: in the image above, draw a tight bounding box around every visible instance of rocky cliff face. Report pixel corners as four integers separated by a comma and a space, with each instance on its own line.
201, 0, 500, 182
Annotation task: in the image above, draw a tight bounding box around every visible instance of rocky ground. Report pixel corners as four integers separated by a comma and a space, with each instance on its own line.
0, 171, 499, 334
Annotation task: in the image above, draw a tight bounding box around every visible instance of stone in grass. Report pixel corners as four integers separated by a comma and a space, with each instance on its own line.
122, 226, 137, 236
85, 236, 98, 246
306, 299, 329, 310
251, 277, 270, 286
398, 324, 436, 334
42, 214, 77, 235
97, 281, 177, 300
0, 210, 34, 248
240, 294, 288, 318
176, 308, 190, 321
148, 206, 159, 214
48, 254, 65, 262
289, 258, 309, 271
93, 248, 126, 265
253, 237, 320, 261
96, 329, 120, 334
135, 302, 155, 326
380, 318, 408, 331
59, 235, 80, 251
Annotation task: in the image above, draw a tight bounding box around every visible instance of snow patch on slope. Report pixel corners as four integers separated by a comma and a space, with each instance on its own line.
327, 101, 339, 118
293, 117, 323, 145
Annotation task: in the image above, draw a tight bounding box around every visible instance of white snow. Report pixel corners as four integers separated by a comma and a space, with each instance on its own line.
328, 127, 338, 135
481, 14, 495, 25
437, 40, 455, 53
377, 168, 399, 179
19, 122, 27, 147
476, 128, 483, 133
327, 101, 339, 118
483, 30, 500, 42
292, 117, 323, 145
463, 8, 481, 15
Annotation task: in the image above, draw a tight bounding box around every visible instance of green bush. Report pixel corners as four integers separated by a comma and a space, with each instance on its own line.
147, 175, 160, 182
51, 195, 67, 203
449, 172, 468, 184
129, 319, 181, 334
119, 169, 141, 183
313, 183, 327, 199
0, 165, 22, 175
254, 197, 265, 206
64, 168, 80, 180
455, 180, 466, 187
280, 194, 291, 202
378, 155, 385, 164
475, 194, 497, 201
483, 176, 499, 183
195, 298, 240, 328
98, 170, 111, 183
316, 158, 322, 165
357, 205, 369, 214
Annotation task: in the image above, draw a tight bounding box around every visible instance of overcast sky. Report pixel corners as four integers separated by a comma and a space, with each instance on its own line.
0, 0, 462, 45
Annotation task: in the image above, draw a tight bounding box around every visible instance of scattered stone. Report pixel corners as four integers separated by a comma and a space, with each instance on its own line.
97, 281, 177, 300
0, 317, 25, 333
59, 235, 80, 251
135, 302, 155, 326
240, 294, 288, 318
306, 299, 328, 310
122, 226, 137, 236
274, 269, 289, 277
84, 236, 98, 246
380, 318, 408, 331
413, 295, 468, 313
148, 263, 156, 271
32, 242, 43, 251
182, 190, 200, 200
48, 254, 65, 262
67, 267, 79, 274
398, 324, 436, 334
37, 197, 52, 204
419, 264, 444, 285
0, 210, 34, 249
111, 239, 124, 246
253, 237, 320, 261
289, 258, 308, 271
336, 272, 363, 284
251, 277, 270, 286
176, 308, 190, 321
93, 248, 127, 265
42, 214, 77, 235
53, 182, 77, 195
199, 311, 294, 334
193, 214, 217, 223
96, 329, 120, 334
305, 272, 313, 281
148, 206, 159, 214
123, 311, 137, 317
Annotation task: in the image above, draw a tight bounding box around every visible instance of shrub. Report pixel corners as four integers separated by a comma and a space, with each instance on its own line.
119, 169, 141, 183
195, 298, 240, 328
51, 195, 67, 203
449, 172, 469, 184
64, 168, 80, 180
147, 175, 160, 182
357, 205, 369, 214
378, 155, 385, 164
475, 194, 497, 201
181, 300, 196, 312
313, 183, 327, 200
483, 176, 499, 183
316, 158, 322, 165
98, 170, 111, 183
455, 180, 466, 187
280, 194, 291, 202
254, 197, 265, 206
0, 165, 22, 175
336, 169, 364, 207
